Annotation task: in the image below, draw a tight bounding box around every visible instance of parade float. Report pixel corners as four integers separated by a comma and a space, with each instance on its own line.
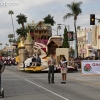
16, 30, 77, 72
17, 31, 49, 72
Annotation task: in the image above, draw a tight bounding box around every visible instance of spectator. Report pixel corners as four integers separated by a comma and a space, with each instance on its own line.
60, 56, 67, 84
47, 54, 56, 84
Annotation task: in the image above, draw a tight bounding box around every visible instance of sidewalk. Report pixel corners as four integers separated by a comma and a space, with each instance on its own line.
68, 69, 100, 86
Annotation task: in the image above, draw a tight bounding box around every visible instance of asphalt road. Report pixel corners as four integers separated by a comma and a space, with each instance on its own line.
0, 65, 100, 100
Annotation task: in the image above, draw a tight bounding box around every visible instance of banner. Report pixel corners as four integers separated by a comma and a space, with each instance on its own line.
82, 60, 100, 75
68, 31, 73, 41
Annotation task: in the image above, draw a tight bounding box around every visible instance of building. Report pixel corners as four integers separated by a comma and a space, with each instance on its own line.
26, 21, 52, 44
77, 26, 100, 58
77, 29, 87, 57
91, 25, 100, 57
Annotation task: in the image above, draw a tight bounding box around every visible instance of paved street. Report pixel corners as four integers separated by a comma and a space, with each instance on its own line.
0, 65, 100, 100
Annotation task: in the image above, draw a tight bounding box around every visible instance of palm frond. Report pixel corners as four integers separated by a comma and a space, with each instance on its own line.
66, 1, 82, 16
8, 10, 14, 14
63, 13, 73, 20
98, 20, 100, 24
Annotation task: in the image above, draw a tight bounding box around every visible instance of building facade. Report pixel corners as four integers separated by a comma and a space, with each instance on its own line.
77, 26, 100, 58
26, 21, 52, 44
77, 29, 87, 57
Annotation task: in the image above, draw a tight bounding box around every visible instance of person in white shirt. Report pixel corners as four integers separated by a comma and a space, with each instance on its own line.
60, 56, 67, 83
47, 54, 56, 84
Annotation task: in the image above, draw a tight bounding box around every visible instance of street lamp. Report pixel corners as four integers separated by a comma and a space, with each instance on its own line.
52, 29, 59, 36
57, 24, 70, 31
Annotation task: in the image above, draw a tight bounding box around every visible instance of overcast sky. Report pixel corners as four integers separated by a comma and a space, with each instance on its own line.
0, 0, 100, 48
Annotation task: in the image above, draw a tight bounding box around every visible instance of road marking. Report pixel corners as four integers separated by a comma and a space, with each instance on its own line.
25, 79, 69, 100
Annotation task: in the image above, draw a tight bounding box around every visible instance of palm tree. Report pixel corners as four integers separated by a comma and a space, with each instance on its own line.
0, 43, 2, 50
9, 39, 13, 45
63, 1, 83, 57
98, 20, 100, 24
77, 26, 81, 31
8, 34, 14, 45
43, 14, 56, 26
8, 34, 14, 39
16, 27, 28, 38
8, 10, 15, 40
5, 43, 9, 46
16, 13, 27, 29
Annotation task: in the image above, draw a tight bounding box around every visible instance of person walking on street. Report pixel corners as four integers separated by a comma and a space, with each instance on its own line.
47, 54, 56, 84
60, 56, 67, 84
0, 60, 5, 88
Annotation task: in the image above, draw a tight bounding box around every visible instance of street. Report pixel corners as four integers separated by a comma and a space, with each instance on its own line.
1, 65, 100, 100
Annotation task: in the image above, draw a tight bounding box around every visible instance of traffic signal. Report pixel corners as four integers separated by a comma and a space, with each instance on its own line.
90, 14, 95, 25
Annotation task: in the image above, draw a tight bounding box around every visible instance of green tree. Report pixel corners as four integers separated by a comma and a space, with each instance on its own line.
43, 14, 56, 26
98, 20, 100, 24
16, 27, 28, 38
8, 10, 15, 39
16, 13, 28, 39
8, 34, 14, 39
63, 1, 83, 57
0, 43, 2, 50
8, 34, 14, 45
77, 26, 81, 31
62, 26, 69, 48
16, 13, 27, 29
5, 43, 9, 46
9, 39, 13, 45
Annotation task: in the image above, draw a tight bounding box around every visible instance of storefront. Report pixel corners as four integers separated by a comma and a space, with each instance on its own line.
80, 48, 87, 58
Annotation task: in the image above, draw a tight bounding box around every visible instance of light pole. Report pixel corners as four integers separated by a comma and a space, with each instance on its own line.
52, 29, 59, 36
57, 24, 70, 31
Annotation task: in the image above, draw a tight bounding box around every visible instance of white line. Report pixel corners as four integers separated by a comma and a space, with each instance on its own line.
25, 79, 69, 100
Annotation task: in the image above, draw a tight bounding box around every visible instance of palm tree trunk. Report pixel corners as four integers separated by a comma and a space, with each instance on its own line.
74, 19, 78, 58
11, 14, 15, 40
22, 23, 24, 29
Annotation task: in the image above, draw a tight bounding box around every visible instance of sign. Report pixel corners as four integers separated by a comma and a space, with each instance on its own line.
82, 60, 100, 75
86, 32, 92, 43
87, 44, 92, 49
78, 37, 83, 41
80, 48, 86, 53
68, 31, 73, 41
98, 35, 100, 39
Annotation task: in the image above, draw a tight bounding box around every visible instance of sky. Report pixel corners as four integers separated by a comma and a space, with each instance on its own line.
0, 0, 100, 48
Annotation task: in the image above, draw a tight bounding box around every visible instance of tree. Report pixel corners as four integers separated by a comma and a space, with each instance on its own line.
62, 26, 69, 48
98, 20, 100, 24
43, 14, 56, 26
5, 43, 9, 46
8, 10, 15, 40
16, 13, 27, 29
63, 1, 83, 57
9, 39, 13, 45
77, 26, 81, 30
16, 27, 28, 38
8, 34, 14, 39
0, 43, 2, 50
16, 13, 28, 40
8, 34, 14, 45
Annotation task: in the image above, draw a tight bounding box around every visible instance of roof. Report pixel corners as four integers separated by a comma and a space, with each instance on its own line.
26, 21, 51, 30
47, 39, 62, 47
